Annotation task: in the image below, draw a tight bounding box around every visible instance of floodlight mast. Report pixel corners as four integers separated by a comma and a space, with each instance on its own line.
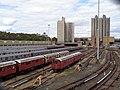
48, 24, 50, 45
97, 0, 100, 60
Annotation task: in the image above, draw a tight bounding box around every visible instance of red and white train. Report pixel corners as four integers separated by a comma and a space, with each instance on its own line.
0, 51, 69, 78
52, 52, 82, 71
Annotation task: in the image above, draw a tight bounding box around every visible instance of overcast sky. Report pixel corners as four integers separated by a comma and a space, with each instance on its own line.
0, 0, 120, 38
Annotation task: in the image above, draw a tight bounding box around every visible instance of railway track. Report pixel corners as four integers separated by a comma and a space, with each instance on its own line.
56, 50, 120, 90
92, 51, 120, 90
56, 49, 107, 90
86, 51, 118, 90
3, 65, 52, 90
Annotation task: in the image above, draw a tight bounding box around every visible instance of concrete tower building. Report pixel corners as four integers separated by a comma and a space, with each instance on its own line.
100, 18, 103, 41
103, 15, 106, 37
95, 15, 98, 38
106, 18, 110, 37
65, 22, 74, 42
57, 17, 65, 43
57, 17, 74, 43
91, 18, 95, 37
91, 15, 110, 46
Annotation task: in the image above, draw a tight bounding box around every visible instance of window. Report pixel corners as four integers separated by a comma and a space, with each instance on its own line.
36, 60, 38, 62
12, 66, 15, 69
0, 68, 2, 72
26, 62, 30, 65
5, 57, 8, 60
55, 60, 58, 64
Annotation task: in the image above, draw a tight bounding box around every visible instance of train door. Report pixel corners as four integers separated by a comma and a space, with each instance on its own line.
14, 61, 19, 74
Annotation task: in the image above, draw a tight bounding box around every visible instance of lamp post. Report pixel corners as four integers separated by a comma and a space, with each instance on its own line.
97, 0, 100, 60
48, 24, 50, 45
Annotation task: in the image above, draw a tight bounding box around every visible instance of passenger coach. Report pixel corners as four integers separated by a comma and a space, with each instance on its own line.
0, 61, 17, 78
52, 52, 82, 71
15, 55, 45, 72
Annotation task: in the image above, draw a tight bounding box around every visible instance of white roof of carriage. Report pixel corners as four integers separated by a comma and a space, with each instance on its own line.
55, 52, 81, 61
15, 55, 44, 63
0, 61, 16, 67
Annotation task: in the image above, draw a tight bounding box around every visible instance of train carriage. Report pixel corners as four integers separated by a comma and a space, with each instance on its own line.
52, 54, 74, 70
0, 50, 70, 78
31, 50, 51, 56
72, 52, 82, 62
44, 51, 69, 63
52, 52, 82, 71
59, 51, 69, 57
0, 61, 17, 78
15, 55, 44, 72
44, 52, 60, 63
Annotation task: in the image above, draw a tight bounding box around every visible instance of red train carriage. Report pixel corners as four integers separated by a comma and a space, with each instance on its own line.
0, 61, 17, 78
44, 51, 69, 63
51, 55, 74, 71
44, 52, 59, 63
52, 52, 81, 71
15, 55, 44, 72
0, 50, 69, 78
59, 51, 69, 57
73, 52, 82, 62
15, 51, 69, 72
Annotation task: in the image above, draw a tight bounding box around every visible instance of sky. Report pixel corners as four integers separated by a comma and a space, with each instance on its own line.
0, 0, 120, 38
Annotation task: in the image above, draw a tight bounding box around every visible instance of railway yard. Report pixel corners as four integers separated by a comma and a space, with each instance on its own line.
0, 45, 120, 90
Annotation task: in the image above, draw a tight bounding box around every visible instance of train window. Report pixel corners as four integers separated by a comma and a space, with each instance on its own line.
12, 66, 15, 69
26, 62, 30, 65
7, 66, 10, 69
36, 60, 38, 62
0, 68, 2, 72
56, 55, 59, 57
15, 56, 18, 59
5, 57, 8, 60
1, 68, 4, 72
54, 60, 58, 63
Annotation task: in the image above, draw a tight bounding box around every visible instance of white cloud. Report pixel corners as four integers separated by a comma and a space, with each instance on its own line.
0, 0, 119, 38
2, 18, 17, 25
0, 26, 13, 31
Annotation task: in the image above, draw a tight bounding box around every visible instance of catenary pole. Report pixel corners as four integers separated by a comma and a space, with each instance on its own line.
97, 0, 100, 60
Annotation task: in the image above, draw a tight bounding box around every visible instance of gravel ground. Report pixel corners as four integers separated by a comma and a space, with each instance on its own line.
35, 62, 102, 90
